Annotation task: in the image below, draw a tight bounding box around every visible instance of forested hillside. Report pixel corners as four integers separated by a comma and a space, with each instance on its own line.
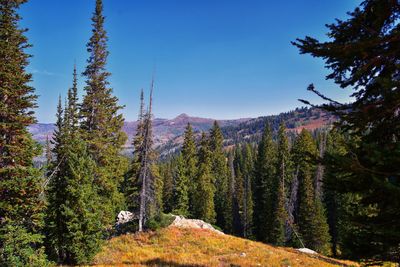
1, 0, 398, 266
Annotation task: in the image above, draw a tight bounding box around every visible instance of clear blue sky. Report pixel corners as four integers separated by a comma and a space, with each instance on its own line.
21, 0, 361, 123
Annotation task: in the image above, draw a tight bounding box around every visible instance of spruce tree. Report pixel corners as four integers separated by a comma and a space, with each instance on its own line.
80, 0, 127, 228
46, 68, 103, 265
270, 123, 290, 245
181, 123, 198, 217
293, 0, 400, 261
253, 123, 276, 243
232, 150, 244, 236
125, 89, 146, 212
293, 129, 330, 254
172, 155, 190, 216
160, 161, 174, 213
241, 144, 254, 239
0, 1, 48, 265
209, 121, 229, 230
225, 151, 235, 234
193, 133, 216, 223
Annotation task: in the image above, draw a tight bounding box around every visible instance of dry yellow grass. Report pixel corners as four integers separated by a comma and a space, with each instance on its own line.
92, 227, 359, 267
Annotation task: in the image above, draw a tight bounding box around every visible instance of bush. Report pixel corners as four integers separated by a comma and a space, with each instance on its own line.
147, 213, 175, 231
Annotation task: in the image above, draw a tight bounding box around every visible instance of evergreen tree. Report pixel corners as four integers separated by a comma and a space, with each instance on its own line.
293, 0, 400, 261
241, 144, 254, 239
160, 161, 174, 213
270, 123, 290, 245
172, 155, 190, 216
225, 151, 235, 234
45, 96, 67, 262
0, 1, 48, 265
293, 129, 330, 254
80, 0, 127, 228
46, 68, 103, 265
193, 133, 216, 223
209, 121, 229, 230
54, 137, 102, 265
253, 123, 276, 243
181, 123, 198, 217
232, 150, 244, 236
125, 89, 146, 212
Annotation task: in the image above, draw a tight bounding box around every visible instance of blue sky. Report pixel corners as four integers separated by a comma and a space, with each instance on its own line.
21, 0, 361, 122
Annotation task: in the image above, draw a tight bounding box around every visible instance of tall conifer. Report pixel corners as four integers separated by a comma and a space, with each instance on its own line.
209, 121, 229, 229
46, 67, 103, 265
181, 123, 197, 216
293, 129, 330, 254
0, 1, 47, 264
253, 123, 276, 243
80, 0, 127, 227
193, 133, 216, 223
172, 155, 190, 216
270, 123, 290, 245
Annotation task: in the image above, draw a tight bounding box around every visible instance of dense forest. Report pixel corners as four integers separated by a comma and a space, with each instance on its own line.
0, 0, 399, 266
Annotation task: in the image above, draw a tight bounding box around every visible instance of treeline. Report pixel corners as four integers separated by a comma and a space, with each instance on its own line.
221, 107, 333, 145
159, 122, 342, 255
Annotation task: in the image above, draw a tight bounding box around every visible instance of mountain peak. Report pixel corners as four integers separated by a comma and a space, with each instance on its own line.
174, 113, 190, 120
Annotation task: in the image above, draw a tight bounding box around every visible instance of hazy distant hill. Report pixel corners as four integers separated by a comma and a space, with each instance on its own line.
30, 107, 336, 160
29, 113, 250, 148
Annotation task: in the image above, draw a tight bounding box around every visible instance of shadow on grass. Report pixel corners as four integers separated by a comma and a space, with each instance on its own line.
140, 258, 206, 267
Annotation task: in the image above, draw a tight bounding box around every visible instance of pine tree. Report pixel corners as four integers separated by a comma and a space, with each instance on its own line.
45, 96, 67, 262
209, 121, 229, 230
253, 123, 276, 243
46, 67, 103, 265
56, 137, 102, 265
80, 0, 127, 228
193, 133, 216, 223
293, 129, 330, 254
224, 151, 235, 234
270, 123, 290, 245
172, 155, 190, 216
241, 144, 254, 239
232, 152, 244, 236
160, 161, 174, 213
293, 0, 400, 261
0, 1, 48, 265
181, 123, 198, 217
125, 89, 146, 212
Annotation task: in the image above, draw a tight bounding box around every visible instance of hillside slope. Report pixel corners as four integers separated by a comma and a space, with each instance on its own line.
93, 227, 357, 267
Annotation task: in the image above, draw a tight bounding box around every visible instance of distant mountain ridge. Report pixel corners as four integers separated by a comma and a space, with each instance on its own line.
29, 107, 336, 159
29, 113, 251, 148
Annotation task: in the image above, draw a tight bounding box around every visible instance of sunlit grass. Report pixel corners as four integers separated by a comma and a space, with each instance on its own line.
92, 227, 359, 267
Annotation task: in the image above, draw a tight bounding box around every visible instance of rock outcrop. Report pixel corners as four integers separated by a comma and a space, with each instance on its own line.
169, 215, 224, 235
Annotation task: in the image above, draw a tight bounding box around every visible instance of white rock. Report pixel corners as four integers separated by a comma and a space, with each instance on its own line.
116, 210, 135, 225
169, 215, 224, 235
297, 248, 317, 254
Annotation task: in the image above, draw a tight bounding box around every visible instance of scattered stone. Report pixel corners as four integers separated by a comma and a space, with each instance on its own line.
116, 210, 135, 225
296, 248, 317, 254
169, 215, 224, 235
239, 252, 246, 257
